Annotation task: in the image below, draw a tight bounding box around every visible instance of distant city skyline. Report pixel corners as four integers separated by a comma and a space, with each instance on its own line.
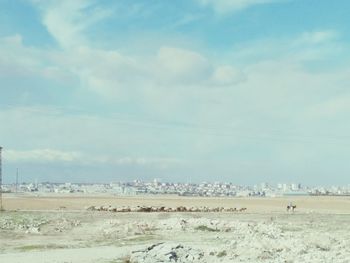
3, 180, 350, 198
1, 1, 350, 185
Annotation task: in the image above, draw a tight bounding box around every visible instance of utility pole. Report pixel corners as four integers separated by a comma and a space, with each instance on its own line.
16, 168, 18, 193
0, 146, 3, 211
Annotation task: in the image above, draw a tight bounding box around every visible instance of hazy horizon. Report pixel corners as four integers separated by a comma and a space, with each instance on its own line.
1, 0, 350, 185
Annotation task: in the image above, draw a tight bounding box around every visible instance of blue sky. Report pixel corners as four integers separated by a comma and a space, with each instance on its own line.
1, 0, 350, 185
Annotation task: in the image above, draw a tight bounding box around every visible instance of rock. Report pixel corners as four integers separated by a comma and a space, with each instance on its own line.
130, 243, 206, 263
26, 227, 40, 234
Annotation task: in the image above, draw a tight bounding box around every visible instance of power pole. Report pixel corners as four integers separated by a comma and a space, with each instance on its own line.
16, 168, 18, 193
0, 146, 3, 211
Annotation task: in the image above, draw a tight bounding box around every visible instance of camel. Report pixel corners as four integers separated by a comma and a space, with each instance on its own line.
287, 204, 296, 212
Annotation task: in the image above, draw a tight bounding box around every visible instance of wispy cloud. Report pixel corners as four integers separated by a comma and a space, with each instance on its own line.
196, 0, 287, 14
5, 149, 82, 163
0, 34, 70, 81
230, 30, 342, 65
26, 1, 246, 100
4, 148, 182, 169
294, 30, 339, 46
32, 0, 112, 48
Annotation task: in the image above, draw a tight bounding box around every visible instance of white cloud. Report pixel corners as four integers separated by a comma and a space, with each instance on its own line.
0, 36, 243, 101
211, 65, 245, 86
60, 46, 143, 98
0, 34, 43, 76
0, 106, 185, 170
297, 30, 339, 45
33, 0, 112, 48
230, 30, 342, 65
47, 45, 245, 99
8, 1, 243, 106
26, 0, 246, 99
156, 47, 212, 85
0, 34, 71, 82
96, 156, 182, 169
5, 149, 82, 163
170, 14, 204, 28
196, 0, 285, 14
4, 148, 182, 169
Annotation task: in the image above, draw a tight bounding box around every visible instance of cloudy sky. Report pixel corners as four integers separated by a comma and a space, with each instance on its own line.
1, 0, 350, 185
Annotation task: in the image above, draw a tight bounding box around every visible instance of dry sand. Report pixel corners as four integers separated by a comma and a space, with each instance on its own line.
3, 193, 350, 213
1, 193, 350, 262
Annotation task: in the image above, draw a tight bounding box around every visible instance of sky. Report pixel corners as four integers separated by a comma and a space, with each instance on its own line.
1, 0, 350, 185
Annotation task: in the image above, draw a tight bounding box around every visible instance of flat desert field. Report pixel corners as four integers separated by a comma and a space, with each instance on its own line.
0, 194, 350, 262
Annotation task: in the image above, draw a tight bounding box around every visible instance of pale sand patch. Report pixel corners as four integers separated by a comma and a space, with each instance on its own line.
0, 246, 134, 263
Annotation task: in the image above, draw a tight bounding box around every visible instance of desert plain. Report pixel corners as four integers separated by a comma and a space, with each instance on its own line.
0, 193, 350, 262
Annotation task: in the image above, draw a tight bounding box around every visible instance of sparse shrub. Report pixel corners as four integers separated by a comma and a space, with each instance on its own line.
217, 250, 227, 257
121, 256, 132, 263
194, 225, 219, 232
106, 258, 131, 263
315, 244, 330, 251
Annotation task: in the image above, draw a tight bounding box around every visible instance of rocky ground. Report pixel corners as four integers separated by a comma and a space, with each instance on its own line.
0, 210, 349, 262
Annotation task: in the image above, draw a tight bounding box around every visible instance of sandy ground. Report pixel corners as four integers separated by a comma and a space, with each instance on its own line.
1, 194, 350, 262
3, 193, 350, 213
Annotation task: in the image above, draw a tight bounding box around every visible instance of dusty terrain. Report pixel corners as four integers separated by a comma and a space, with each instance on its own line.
3, 193, 350, 213
0, 194, 350, 262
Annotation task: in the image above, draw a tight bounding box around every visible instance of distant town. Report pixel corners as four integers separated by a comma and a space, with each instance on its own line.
2, 180, 350, 197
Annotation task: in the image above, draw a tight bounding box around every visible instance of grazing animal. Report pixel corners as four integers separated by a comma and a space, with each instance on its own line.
287, 205, 296, 212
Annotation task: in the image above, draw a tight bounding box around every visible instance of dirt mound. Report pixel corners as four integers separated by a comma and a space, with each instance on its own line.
130, 243, 205, 263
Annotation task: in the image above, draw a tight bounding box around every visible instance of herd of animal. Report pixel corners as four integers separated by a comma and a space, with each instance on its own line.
85, 205, 248, 213
84, 203, 296, 213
